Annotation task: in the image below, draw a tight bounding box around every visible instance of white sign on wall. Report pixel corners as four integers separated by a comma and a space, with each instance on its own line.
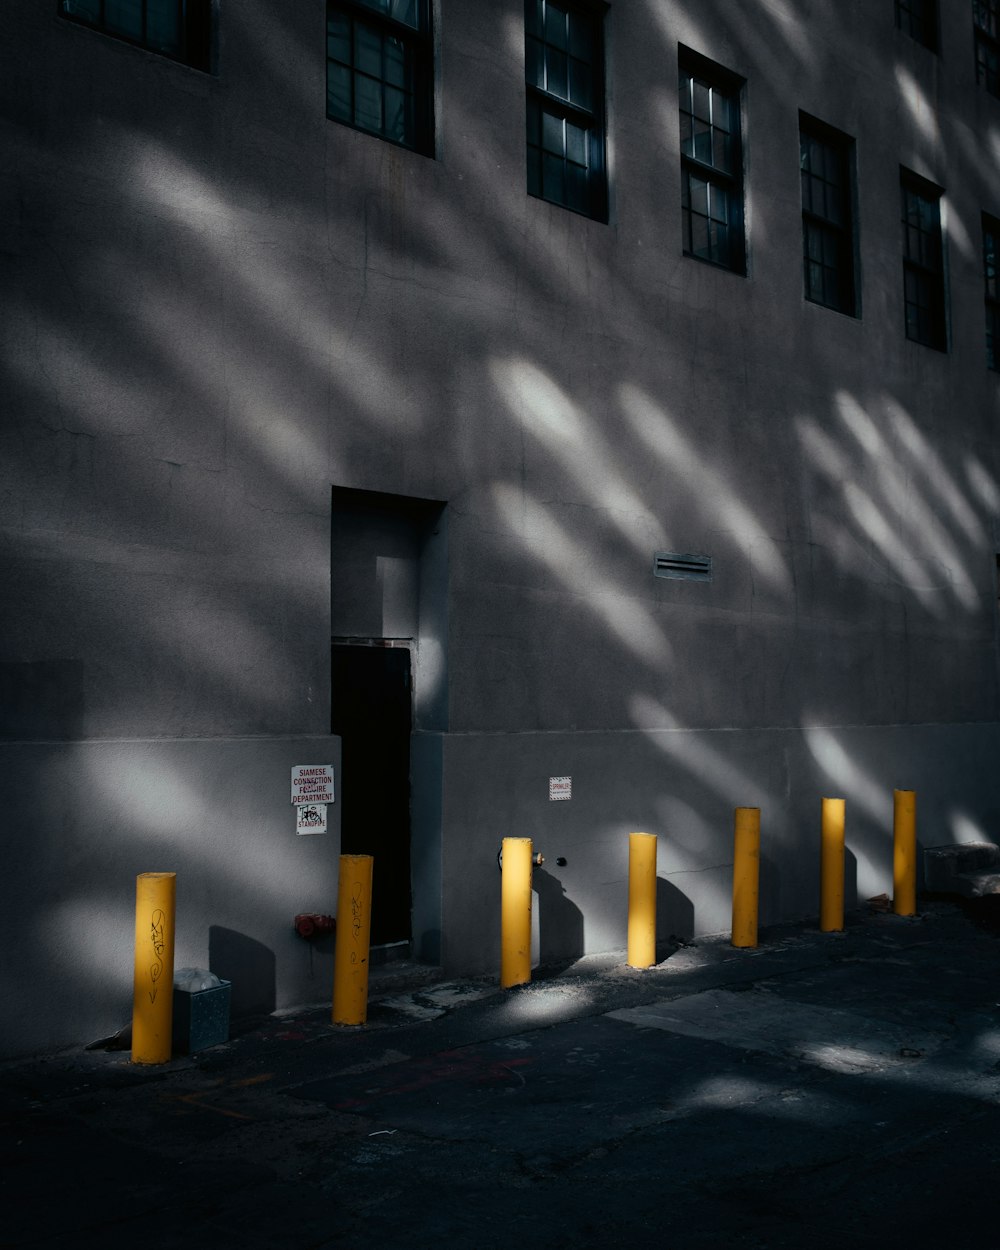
549, 776, 572, 801
296, 803, 328, 835
291, 764, 335, 805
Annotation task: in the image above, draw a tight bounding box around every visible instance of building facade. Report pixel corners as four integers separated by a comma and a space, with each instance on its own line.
3, 0, 1000, 1056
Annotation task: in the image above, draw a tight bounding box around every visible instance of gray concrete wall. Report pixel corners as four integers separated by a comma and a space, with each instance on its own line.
0, 736, 341, 1057
3, 1, 1000, 1054
439, 722, 1000, 976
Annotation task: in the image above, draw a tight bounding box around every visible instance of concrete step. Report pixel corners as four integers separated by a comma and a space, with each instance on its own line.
924, 842, 1000, 898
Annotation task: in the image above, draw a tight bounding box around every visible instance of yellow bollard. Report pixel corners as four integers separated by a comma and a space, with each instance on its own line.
131, 872, 176, 1065
820, 797, 846, 932
501, 837, 533, 989
732, 807, 760, 949
893, 789, 917, 917
627, 832, 658, 969
332, 854, 374, 1026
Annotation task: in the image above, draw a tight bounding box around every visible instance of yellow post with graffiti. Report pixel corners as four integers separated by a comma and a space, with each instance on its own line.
732, 808, 760, 948
820, 797, 846, 932
131, 872, 176, 1065
893, 789, 917, 917
501, 837, 533, 989
333, 854, 374, 1025
627, 832, 658, 968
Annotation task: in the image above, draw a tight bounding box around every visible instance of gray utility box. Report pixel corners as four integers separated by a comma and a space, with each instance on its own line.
172, 980, 232, 1054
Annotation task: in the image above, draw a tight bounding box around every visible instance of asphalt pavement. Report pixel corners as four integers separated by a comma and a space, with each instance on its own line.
3, 898, 1000, 1249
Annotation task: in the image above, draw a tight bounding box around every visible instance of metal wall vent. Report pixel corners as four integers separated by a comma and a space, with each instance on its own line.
653, 551, 712, 581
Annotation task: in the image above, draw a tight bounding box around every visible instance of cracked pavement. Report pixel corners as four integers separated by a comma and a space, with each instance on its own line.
3, 900, 1000, 1248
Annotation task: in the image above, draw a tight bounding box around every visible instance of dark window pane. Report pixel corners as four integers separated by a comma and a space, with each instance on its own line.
569, 59, 593, 110
712, 127, 733, 174
984, 217, 1000, 370
146, 0, 180, 53
389, 0, 419, 29
384, 85, 410, 142
566, 120, 587, 167
569, 15, 592, 61
542, 109, 564, 155
328, 63, 352, 119
689, 176, 709, 219
679, 56, 744, 272
62, 0, 102, 21
328, 14, 351, 63
525, 0, 542, 38
800, 122, 855, 313
547, 47, 568, 97
385, 36, 407, 88
526, 35, 543, 88
527, 149, 542, 197
692, 81, 711, 124
327, 1, 432, 153
975, 1, 998, 38
355, 74, 383, 131
526, 98, 541, 144
105, 0, 143, 40
543, 151, 565, 202
60, 0, 211, 70
525, 0, 604, 219
896, 0, 938, 49
544, 3, 568, 50
693, 120, 712, 165
355, 23, 382, 78
566, 162, 588, 212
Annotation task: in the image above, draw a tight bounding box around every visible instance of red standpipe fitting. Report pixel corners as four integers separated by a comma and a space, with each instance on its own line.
294, 913, 336, 940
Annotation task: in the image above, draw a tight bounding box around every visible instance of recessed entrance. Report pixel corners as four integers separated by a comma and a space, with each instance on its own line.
330, 486, 448, 960
331, 641, 412, 946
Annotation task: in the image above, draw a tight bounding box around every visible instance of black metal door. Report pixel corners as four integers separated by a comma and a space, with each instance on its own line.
331, 644, 412, 946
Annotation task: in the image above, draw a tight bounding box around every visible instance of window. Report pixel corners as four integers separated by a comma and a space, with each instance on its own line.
984, 215, 1000, 370
59, 0, 211, 70
901, 170, 946, 351
326, 0, 433, 155
800, 116, 857, 316
895, 0, 938, 50
975, 1, 1000, 97
679, 50, 745, 273
525, 0, 607, 221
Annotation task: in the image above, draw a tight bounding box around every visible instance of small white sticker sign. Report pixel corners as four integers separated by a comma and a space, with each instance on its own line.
296, 803, 328, 835
549, 776, 572, 801
291, 764, 335, 805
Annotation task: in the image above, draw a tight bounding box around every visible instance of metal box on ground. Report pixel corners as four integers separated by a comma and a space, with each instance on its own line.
172, 980, 232, 1054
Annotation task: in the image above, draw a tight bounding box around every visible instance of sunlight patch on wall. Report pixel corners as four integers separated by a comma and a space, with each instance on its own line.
619, 384, 791, 594
490, 358, 655, 553
964, 456, 1000, 512
883, 397, 985, 546
629, 693, 776, 810
7, 316, 161, 438
833, 394, 976, 603
133, 141, 235, 230
43, 898, 131, 995
492, 483, 672, 666
893, 65, 940, 146
842, 482, 952, 614
948, 810, 992, 846
942, 197, 974, 263
802, 726, 888, 828
801, 725, 918, 901
129, 135, 425, 439
649, 7, 709, 61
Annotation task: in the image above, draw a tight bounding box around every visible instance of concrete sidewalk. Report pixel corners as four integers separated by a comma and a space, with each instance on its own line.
3, 900, 1000, 1249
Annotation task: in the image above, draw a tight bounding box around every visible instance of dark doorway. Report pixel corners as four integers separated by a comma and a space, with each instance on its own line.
331, 643, 412, 946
